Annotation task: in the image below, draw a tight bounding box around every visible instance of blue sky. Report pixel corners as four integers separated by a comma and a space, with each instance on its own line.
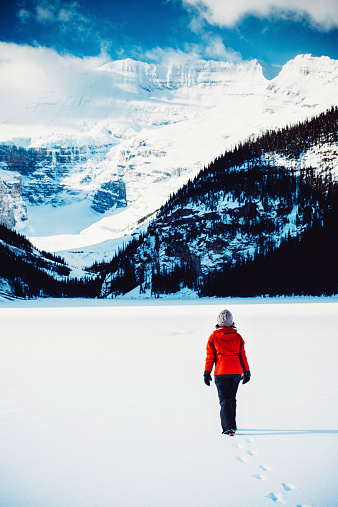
0, 0, 337, 67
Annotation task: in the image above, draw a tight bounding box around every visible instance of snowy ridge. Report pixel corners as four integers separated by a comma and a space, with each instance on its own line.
99, 58, 264, 93
97, 107, 338, 299
0, 46, 337, 261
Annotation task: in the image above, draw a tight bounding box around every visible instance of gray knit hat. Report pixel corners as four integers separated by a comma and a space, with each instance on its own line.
217, 309, 234, 327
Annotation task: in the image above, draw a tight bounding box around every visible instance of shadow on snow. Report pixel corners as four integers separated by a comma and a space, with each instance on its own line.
238, 429, 338, 436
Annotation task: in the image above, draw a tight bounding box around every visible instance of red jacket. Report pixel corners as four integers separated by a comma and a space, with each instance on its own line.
205, 326, 250, 375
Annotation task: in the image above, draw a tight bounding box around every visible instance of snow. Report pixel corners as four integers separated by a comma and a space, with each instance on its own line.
1, 45, 337, 260
113, 286, 200, 299
0, 169, 21, 184
0, 298, 337, 506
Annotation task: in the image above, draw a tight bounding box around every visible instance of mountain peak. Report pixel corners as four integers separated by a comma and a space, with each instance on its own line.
0, 48, 337, 259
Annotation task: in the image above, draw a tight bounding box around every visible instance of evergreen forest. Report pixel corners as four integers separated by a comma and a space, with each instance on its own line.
1, 106, 337, 299
98, 106, 338, 298
0, 224, 101, 298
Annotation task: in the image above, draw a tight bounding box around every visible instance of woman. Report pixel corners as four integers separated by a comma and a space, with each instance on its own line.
204, 309, 251, 436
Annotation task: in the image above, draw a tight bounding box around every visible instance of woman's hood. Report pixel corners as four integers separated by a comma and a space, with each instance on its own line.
214, 327, 238, 340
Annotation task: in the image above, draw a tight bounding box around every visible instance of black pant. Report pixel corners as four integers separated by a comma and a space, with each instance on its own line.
214, 374, 242, 432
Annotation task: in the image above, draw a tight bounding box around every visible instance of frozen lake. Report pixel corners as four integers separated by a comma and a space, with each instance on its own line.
0, 298, 337, 506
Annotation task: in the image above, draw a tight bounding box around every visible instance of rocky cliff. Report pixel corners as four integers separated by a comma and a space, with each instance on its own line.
0, 49, 337, 259
0, 168, 27, 228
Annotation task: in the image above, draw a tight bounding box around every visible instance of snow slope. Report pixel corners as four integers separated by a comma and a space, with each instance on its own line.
0, 44, 337, 261
0, 299, 337, 506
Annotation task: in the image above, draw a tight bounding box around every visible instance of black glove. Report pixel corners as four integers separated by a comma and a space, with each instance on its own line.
204, 371, 212, 386
242, 370, 251, 384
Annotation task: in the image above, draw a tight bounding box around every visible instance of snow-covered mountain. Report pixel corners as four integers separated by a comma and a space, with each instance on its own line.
97, 107, 338, 299
0, 45, 337, 265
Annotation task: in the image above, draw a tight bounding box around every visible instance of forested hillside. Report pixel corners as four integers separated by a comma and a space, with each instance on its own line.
98, 106, 338, 298
1, 107, 337, 299
0, 224, 101, 298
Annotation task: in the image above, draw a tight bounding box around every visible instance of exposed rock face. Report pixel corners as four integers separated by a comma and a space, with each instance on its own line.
0, 172, 27, 228
0, 144, 92, 205
0, 180, 15, 228
0, 143, 114, 215
0, 144, 87, 174
0, 53, 337, 254
91, 179, 127, 214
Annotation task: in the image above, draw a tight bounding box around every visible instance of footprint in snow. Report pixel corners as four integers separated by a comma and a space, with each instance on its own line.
260, 465, 272, 472
235, 455, 250, 463
231, 440, 258, 462
267, 491, 287, 503
252, 463, 272, 481
247, 449, 258, 456
252, 473, 269, 480
281, 483, 295, 492
228, 439, 301, 506
233, 442, 245, 449
267, 484, 296, 503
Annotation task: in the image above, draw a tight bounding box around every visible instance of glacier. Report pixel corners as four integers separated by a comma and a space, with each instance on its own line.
0, 43, 337, 266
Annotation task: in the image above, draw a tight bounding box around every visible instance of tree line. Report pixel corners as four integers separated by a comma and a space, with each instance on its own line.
1, 106, 337, 298
98, 106, 338, 298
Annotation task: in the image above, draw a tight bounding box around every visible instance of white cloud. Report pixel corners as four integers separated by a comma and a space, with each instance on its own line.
17, 0, 91, 32
136, 36, 242, 65
202, 35, 242, 62
181, 0, 338, 30
0, 42, 108, 125
17, 8, 32, 23
58, 7, 74, 23
36, 4, 55, 23
142, 46, 201, 65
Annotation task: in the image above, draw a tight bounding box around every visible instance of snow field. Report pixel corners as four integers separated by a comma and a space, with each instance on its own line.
0, 300, 337, 506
